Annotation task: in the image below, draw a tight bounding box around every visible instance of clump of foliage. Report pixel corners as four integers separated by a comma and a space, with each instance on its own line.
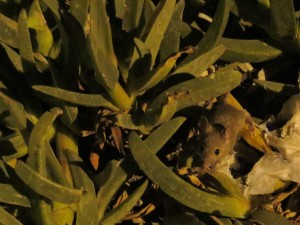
0, 0, 299, 224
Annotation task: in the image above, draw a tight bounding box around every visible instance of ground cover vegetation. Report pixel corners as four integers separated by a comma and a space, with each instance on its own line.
0, 0, 300, 224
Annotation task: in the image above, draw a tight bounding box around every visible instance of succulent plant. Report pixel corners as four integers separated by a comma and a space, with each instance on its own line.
0, 0, 299, 224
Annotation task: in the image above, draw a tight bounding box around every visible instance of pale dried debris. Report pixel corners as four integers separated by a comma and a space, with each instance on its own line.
246, 94, 300, 195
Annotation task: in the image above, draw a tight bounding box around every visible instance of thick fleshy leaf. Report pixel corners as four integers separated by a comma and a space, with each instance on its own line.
129, 49, 192, 96
160, 0, 185, 62
69, 0, 89, 29
48, 62, 79, 129
0, 13, 18, 48
87, 0, 118, 89
115, 0, 126, 19
14, 161, 82, 204
172, 45, 226, 77
17, 9, 35, 69
30, 197, 57, 225
0, 42, 23, 72
179, 0, 232, 68
41, 0, 60, 19
0, 90, 28, 131
219, 38, 282, 62
144, 69, 242, 128
1, 132, 27, 162
129, 132, 251, 218
66, 151, 98, 225
0, 184, 31, 207
97, 117, 185, 219
232, 0, 270, 32
27, 0, 53, 55
0, 207, 22, 225
269, 0, 296, 41
135, 0, 176, 67
100, 180, 148, 225
32, 85, 119, 111
28, 108, 62, 180
122, 0, 144, 32
28, 108, 61, 156
254, 79, 299, 94
251, 210, 292, 225
96, 160, 128, 221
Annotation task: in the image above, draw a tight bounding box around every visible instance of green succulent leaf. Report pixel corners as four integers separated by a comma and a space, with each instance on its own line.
144, 117, 186, 152
32, 85, 119, 111
160, 0, 185, 62
129, 132, 251, 218
96, 160, 128, 221
28, 108, 61, 156
198, 0, 233, 52
0, 42, 23, 72
254, 79, 299, 94
100, 180, 148, 225
87, 0, 118, 90
144, 69, 242, 128
96, 117, 185, 219
172, 45, 226, 77
0, 207, 22, 225
27, 0, 53, 56
52, 202, 74, 225
0, 183, 31, 207
180, 0, 232, 68
14, 161, 82, 204
116, 114, 150, 134
30, 197, 57, 225
232, 0, 269, 30
0, 90, 28, 131
251, 210, 292, 225
0, 13, 18, 48
129, 49, 192, 97
17, 9, 35, 69
133, 0, 176, 68
206, 172, 245, 201
269, 0, 296, 42
48, 62, 79, 130
69, 0, 89, 29
122, 0, 144, 32
66, 150, 98, 225
219, 38, 282, 62
41, 0, 60, 19
115, 0, 126, 19
28, 108, 62, 179
1, 132, 28, 162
